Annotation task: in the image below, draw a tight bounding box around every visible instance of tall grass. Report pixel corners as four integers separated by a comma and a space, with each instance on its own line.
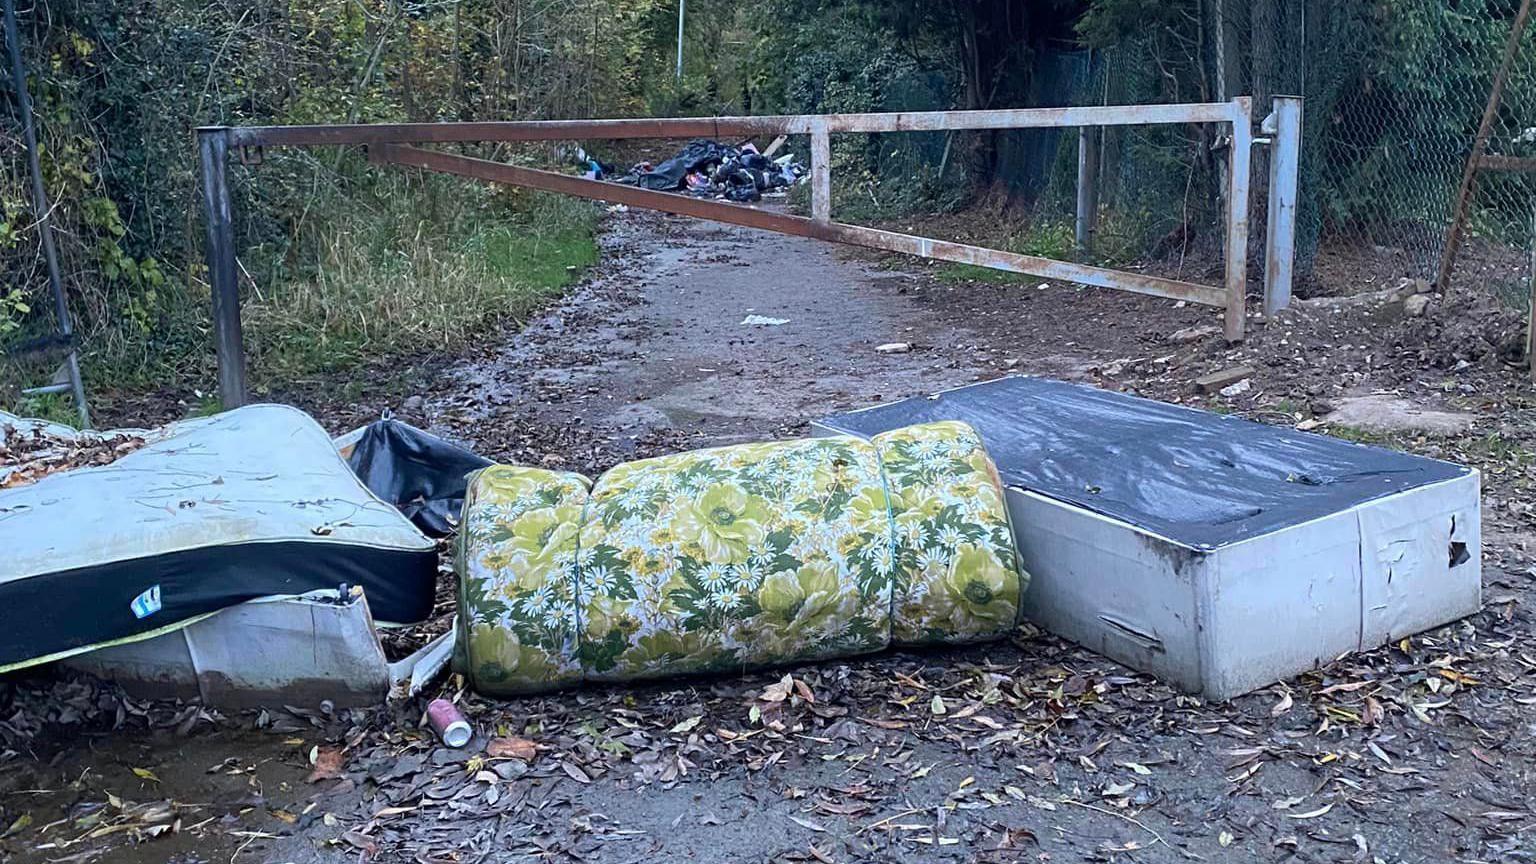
1, 169, 600, 419
243, 174, 599, 381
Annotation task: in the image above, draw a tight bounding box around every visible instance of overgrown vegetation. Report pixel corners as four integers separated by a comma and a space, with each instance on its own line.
1, 0, 655, 413
243, 181, 599, 383
4, 0, 1531, 418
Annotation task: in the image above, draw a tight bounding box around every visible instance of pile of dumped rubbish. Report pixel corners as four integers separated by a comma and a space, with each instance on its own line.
0, 375, 1484, 723
579, 138, 805, 202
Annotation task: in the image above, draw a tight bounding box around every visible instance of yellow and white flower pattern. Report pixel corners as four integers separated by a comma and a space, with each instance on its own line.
455, 421, 1027, 695
577, 436, 893, 682
457, 465, 590, 694
873, 422, 1025, 645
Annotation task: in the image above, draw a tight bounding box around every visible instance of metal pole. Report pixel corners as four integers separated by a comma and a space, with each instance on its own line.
675, 0, 685, 81
1262, 95, 1302, 315
197, 127, 247, 408
1075, 125, 1101, 261
1435, 0, 1533, 291
4, 0, 89, 428
1223, 97, 1252, 342
810, 119, 831, 223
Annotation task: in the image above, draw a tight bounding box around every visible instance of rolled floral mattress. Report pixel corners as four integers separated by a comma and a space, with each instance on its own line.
455, 421, 1027, 695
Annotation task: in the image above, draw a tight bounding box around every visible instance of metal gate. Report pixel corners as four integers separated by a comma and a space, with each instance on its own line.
198, 97, 1302, 407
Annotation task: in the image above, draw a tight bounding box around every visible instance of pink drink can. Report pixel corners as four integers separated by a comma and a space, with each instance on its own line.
426, 698, 472, 748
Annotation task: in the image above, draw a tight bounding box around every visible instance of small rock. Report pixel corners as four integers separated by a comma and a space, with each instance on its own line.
1219, 378, 1252, 397
1003, 358, 1020, 369
403, 395, 424, 412
1403, 294, 1432, 317
1310, 399, 1335, 416
876, 342, 912, 354
1168, 324, 1220, 344
1394, 277, 1432, 298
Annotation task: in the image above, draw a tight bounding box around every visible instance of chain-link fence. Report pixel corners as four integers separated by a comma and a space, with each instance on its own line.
1450, 5, 1535, 311
857, 0, 1532, 306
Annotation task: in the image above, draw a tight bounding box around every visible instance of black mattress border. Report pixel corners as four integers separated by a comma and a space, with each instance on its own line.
1, 541, 437, 669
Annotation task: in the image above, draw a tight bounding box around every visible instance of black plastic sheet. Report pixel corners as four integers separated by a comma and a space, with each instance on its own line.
819, 377, 1470, 549
346, 418, 492, 538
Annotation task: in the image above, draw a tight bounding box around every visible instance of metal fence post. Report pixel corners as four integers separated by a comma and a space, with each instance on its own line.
1263, 95, 1302, 315
1075, 126, 1101, 261
5, 0, 90, 428
197, 127, 247, 408
1223, 97, 1252, 341
810, 119, 831, 223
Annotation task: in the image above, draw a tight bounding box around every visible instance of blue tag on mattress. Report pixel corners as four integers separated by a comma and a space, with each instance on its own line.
130, 585, 162, 619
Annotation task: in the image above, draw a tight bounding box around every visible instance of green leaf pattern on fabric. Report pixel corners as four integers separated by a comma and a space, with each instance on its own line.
872, 421, 1025, 645
455, 421, 1027, 694
458, 466, 591, 694
577, 436, 893, 682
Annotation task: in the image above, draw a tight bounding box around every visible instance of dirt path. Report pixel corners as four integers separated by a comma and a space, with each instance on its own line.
424, 212, 1002, 464
5, 211, 1536, 864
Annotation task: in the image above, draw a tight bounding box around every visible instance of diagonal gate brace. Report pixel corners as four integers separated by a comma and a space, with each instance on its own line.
368, 144, 1230, 309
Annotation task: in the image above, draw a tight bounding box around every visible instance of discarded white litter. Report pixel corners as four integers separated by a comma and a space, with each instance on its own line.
741, 314, 789, 326
1220, 378, 1252, 397
876, 342, 912, 354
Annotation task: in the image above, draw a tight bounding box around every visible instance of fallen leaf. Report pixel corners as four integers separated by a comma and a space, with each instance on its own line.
930, 694, 947, 715
1286, 802, 1334, 820
486, 736, 537, 761
562, 762, 592, 784
2, 812, 32, 838
1219, 831, 1234, 847
1363, 696, 1384, 725
1118, 761, 1152, 776
760, 674, 794, 703
792, 678, 816, 704
1271, 690, 1293, 717
131, 767, 160, 784
304, 747, 347, 780
671, 716, 703, 734
1317, 680, 1372, 695
341, 830, 379, 854
789, 815, 827, 832
1102, 780, 1136, 797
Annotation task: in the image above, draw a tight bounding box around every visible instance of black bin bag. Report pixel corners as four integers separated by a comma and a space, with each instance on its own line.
345, 418, 493, 538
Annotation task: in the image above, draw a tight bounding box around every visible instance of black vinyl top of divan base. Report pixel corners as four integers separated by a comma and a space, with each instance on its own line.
818, 376, 1471, 550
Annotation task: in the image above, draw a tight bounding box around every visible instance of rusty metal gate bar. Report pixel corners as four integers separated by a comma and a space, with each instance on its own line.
199, 97, 1285, 408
